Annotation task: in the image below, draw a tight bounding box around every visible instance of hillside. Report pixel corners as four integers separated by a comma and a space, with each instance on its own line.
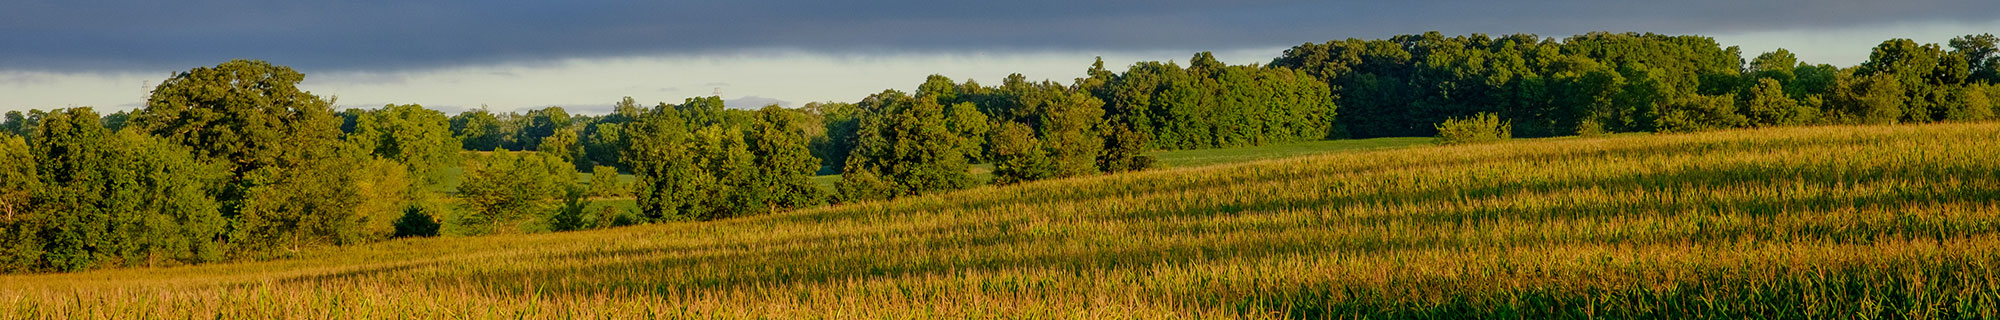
5, 123, 2000, 318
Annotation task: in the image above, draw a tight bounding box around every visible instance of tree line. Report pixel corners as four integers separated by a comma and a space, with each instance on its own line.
5, 31, 1999, 273
1269, 32, 2000, 137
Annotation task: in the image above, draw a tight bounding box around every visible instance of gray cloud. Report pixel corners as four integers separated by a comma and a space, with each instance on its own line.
0, 73, 54, 85
3, 0, 1997, 73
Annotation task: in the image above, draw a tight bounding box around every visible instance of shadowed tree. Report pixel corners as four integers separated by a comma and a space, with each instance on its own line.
806, 102, 864, 174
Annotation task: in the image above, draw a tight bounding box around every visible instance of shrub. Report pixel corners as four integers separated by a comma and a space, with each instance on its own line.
1435, 113, 1512, 145
1576, 119, 1605, 137
391, 206, 441, 238
1097, 125, 1154, 173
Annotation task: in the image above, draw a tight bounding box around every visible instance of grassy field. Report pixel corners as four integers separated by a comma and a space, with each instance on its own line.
6, 123, 2000, 318
807, 137, 1438, 189
1144, 137, 1435, 168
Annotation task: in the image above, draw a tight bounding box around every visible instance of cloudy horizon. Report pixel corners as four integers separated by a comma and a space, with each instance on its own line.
5, 1, 1999, 113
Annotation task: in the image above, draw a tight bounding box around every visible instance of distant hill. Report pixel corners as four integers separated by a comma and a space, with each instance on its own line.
724, 96, 791, 110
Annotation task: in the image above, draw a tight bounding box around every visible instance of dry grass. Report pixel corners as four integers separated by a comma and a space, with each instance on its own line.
5, 123, 2000, 318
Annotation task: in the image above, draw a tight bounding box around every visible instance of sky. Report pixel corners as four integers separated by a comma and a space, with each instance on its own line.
4, 1, 1999, 114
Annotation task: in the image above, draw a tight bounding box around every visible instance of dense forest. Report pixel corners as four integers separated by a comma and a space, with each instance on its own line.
2, 31, 1998, 273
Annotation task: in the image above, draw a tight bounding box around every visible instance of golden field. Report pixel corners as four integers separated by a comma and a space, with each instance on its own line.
6, 123, 2000, 319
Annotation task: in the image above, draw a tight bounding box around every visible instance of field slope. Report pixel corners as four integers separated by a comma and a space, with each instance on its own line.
6, 123, 2000, 318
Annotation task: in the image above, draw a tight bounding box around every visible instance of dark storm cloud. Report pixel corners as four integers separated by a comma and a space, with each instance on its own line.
3, 0, 1996, 72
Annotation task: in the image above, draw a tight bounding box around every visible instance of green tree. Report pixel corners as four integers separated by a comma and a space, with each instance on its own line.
1943, 84, 1996, 121
518, 107, 572, 151
748, 106, 827, 211
584, 122, 625, 168
539, 128, 581, 168
1742, 78, 1816, 126
18, 108, 228, 271
25, 108, 111, 270
450, 108, 507, 151
350, 158, 414, 242
347, 104, 461, 184
806, 102, 864, 174
100, 111, 132, 132
132, 60, 361, 255
1857, 39, 1951, 122
988, 121, 1051, 185
916, 74, 962, 104
837, 91, 970, 201
456, 150, 570, 234
587, 165, 627, 198
625, 107, 699, 221
230, 151, 365, 252
1434, 112, 1512, 145
581, 98, 642, 169
133, 60, 343, 176
1749, 49, 1800, 84
1833, 73, 1908, 124
0, 132, 32, 226
0, 111, 29, 138
676, 96, 728, 128
1096, 124, 1153, 173
0, 132, 38, 272
691, 126, 757, 220
944, 102, 989, 163
1951, 34, 1999, 83
1657, 94, 1747, 132
1039, 91, 1106, 178
546, 187, 591, 232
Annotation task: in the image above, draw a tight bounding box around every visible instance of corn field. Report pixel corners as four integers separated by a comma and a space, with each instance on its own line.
5, 123, 2000, 318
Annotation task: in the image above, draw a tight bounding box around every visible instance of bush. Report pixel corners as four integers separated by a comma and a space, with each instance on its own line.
1097, 125, 1154, 173
1576, 119, 1605, 137
1435, 113, 1512, 145
392, 206, 441, 238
